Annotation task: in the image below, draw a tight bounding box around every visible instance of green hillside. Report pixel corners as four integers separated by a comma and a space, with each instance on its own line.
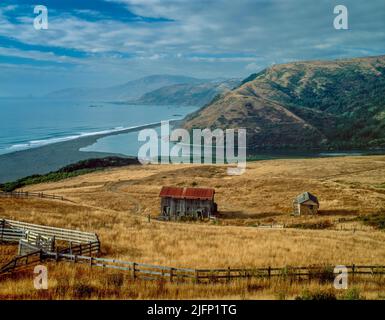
183, 55, 385, 150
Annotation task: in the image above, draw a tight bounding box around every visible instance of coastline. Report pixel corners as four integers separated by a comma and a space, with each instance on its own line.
0, 122, 162, 183
1, 117, 384, 183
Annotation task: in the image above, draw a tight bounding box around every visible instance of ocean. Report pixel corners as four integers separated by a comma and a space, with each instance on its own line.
0, 98, 198, 156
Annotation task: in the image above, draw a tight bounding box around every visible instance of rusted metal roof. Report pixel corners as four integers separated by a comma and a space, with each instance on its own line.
159, 186, 215, 200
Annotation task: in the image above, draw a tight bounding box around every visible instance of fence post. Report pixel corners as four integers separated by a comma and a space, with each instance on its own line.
268, 266, 271, 280
90, 257, 93, 267
352, 264, 355, 282
170, 268, 174, 282
195, 270, 200, 283
227, 267, 231, 282
0, 220, 4, 242
132, 262, 137, 279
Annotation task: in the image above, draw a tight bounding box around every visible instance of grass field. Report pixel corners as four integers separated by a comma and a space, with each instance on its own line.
1, 155, 385, 299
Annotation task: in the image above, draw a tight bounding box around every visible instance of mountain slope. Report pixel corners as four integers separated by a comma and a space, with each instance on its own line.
183, 55, 385, 150
46, 75, 204, 101
131, 79, 240, 106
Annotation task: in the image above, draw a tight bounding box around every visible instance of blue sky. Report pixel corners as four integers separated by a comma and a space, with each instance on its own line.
0, 0, 384, 96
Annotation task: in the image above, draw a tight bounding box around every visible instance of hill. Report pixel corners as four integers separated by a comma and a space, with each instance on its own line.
45, 75, 204, 101
130, 79, 240, 106
183, 55, 385, 150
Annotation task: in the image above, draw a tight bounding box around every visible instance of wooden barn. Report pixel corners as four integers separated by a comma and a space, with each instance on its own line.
292, 192, 319, 216
159, 186, 217, 220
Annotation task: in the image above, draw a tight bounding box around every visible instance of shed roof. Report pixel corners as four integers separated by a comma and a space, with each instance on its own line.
159, 186, 215, 200
295, 192, 319, 205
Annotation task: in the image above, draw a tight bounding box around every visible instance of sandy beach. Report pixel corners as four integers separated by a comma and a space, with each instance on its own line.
0, 122, 162, 183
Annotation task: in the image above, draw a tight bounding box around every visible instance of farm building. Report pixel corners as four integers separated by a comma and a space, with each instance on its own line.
159, 186, 217, 220
292, 192, 319, 216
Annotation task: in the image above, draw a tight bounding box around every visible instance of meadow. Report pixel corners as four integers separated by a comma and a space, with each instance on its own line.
1, 155, 385, 299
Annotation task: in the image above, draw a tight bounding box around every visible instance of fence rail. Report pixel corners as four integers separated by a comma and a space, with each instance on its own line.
39, 251, 385, 283
0, 191, 66, 201
0, 250, 43, 275
43, 252, 196, 281
0, 220, 25, 243
59, 241, 100, 256
2, 219, 99, 244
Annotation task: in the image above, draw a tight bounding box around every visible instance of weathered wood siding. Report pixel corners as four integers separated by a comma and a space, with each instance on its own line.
161, 198, 215, 219
293, 200, 318, 215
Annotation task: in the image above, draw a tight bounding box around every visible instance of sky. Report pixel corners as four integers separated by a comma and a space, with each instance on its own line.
0, 0, 384, 96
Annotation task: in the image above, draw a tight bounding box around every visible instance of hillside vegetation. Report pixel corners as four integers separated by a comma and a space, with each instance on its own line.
0, 156, 138, 192
131, 79, 240, 106
183, 55, 385, 150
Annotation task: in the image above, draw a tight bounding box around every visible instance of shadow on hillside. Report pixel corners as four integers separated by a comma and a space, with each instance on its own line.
218, 211, 282, 219
318, 209, 359, 216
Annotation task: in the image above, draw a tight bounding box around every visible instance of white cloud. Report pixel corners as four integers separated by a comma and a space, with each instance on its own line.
0, 0, 384, 93
245, 62, 260, 72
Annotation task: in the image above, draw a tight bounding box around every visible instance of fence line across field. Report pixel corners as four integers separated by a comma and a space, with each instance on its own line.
0, 191, 66, 201
3, 247, 385, 283
2, 218, 385, 283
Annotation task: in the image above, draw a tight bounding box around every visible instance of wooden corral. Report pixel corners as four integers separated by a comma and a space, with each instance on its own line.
292, 192, 319, 216
159, 186, 217, 220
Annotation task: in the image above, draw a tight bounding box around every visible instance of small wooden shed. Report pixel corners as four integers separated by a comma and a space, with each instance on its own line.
159, 186, 217, 220
293, 192, 319, 216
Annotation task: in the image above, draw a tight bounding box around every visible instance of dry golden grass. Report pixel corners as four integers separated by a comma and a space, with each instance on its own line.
1, 155, 385, 299
2, 263, 385, 300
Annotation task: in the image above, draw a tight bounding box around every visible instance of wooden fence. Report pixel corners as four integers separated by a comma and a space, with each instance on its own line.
0, 191, 66, 201
19, 232, 55, 254
0, 220, 25, 243
0, 218, 100, 275
59, 241, 101, 256
40, 252, 385, 283
18, 241, 42, 256
255, 223, 285, 229
43, 252, 196, 281
0, 250, 43, 275
2, 219, 99, 244
0, 191, 67, 201
3, 239, 385, 282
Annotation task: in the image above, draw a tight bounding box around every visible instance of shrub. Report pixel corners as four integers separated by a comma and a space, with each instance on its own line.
308, 265, 335, 284
341, 288, 364, 300
295, 289, 337, 300
73, 282, 96, 299
359, 211, 385, 230
289, 220, 334, 230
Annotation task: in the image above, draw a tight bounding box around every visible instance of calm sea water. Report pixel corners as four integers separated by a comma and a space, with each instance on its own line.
0, 98, 198, 156
0, 98, 383, 159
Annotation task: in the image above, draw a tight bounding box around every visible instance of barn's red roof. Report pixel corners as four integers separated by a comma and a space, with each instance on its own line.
159, 187, 215, 200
